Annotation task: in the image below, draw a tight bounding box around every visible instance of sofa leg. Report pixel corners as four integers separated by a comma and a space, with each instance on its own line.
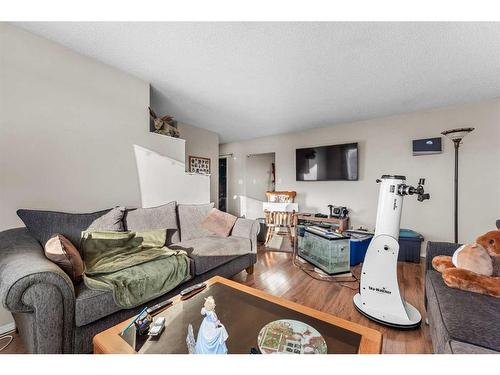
245, 265, 254, 274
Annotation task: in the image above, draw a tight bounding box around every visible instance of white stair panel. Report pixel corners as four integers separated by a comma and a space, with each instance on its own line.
134, 144, 210, 207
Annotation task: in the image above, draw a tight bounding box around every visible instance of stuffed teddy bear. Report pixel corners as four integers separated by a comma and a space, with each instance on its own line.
432, 224, 500, 298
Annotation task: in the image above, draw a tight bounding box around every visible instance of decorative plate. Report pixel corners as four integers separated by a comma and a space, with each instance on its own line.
257, 319, 327, 354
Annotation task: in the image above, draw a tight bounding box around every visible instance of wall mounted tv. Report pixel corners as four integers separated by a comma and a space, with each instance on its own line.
296, 142, 358, 181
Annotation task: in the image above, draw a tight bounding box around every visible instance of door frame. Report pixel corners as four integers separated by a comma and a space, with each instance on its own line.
218, 155, 229, 212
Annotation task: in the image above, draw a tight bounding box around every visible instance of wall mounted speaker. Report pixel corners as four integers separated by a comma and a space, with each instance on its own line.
412, 137, 442, 156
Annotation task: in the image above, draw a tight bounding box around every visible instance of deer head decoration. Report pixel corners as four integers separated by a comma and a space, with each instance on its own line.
148, 107, 180, 138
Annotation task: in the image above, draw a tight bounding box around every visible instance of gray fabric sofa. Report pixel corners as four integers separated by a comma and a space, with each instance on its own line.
425, 242, 500, 354
0, 204, 259, 354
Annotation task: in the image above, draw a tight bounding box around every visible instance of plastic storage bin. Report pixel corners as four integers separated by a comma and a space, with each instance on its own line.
349, 235, 373, 266
398, 229, 424, 263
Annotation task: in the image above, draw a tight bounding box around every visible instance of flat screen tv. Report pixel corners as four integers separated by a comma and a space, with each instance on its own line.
296, 143, 358, 181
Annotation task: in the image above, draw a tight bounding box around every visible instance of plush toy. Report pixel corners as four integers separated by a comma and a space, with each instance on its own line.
432, 225, 500, 298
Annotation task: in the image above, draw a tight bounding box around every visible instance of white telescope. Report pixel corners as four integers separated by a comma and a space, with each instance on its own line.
353, 175, 429, 329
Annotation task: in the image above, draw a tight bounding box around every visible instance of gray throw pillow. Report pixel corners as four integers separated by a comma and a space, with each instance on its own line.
124, 201, 179, 244
17, 206, 125, 252
177, 203, 215, 241
87, 206, 126, 231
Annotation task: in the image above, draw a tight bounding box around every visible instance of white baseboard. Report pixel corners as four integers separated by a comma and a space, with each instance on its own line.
0, 322, 15, 336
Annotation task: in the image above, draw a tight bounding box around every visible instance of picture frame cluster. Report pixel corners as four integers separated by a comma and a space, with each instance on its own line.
189, 156, 211, 175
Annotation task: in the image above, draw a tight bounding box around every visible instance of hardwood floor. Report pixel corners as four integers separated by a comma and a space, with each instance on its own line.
0, 242, 432, 354
232, 244, 433, 354
0, 332, 24, 354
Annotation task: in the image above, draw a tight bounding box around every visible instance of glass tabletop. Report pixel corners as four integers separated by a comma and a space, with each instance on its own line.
121, 282, 361, 354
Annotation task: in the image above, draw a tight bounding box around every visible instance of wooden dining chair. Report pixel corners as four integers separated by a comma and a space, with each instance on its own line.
263, 191, 296, 246
265, 191, 296, 203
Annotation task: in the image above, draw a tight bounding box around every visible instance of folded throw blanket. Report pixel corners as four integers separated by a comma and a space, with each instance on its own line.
81, 229, 191, 309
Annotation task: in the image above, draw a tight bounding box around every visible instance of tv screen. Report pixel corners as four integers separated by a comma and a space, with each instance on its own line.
296, 143, 358, 181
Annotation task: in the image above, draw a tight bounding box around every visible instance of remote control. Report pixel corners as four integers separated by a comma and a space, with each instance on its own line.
146, 299, 173, 315
180, 283, 207, 299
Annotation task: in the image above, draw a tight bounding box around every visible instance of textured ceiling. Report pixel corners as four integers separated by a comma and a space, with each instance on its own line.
14, 22, 500, 143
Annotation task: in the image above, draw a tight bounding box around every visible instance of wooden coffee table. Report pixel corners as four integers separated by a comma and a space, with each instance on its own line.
93, 276, 382, 354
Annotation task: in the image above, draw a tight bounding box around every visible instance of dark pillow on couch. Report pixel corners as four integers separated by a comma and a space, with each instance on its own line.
17, 206, 125, 251
44, 234, 84, 282
123, 201, 179, 245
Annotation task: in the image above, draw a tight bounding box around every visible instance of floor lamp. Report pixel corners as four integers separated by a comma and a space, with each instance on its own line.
441, 127, 474, 243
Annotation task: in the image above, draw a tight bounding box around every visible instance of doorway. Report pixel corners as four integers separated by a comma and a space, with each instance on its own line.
244, 152, 276, 219
218, 157, 227, 212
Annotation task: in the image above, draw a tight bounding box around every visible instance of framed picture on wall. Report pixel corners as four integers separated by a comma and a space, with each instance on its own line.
189, 155, 211, 175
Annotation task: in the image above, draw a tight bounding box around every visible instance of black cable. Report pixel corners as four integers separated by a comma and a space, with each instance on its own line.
293, 256, 360, 291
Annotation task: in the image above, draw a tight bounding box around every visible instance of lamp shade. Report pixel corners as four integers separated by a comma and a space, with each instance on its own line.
441, 127, 475, 143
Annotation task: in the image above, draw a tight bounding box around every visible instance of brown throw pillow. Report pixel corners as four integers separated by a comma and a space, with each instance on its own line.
44, 234, 84, 282
201, 208, 238, 237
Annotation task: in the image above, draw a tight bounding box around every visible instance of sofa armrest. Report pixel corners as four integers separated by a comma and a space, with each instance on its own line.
425, 241, 462, 272
231, 218, 260, 253
0, 228, 75, 353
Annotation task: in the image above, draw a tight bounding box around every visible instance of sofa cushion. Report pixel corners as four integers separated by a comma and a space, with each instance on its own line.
124, 201, 179, 244
426, 270, 500, 351
177, 203, 214, 241
74, 282, 120, 327
87, 207, 125, 232
17, 207, 125, 252
449, 340, 498, 354
171, 235, 252, 275
201, 208, 237, 237
44, 234, 84, 282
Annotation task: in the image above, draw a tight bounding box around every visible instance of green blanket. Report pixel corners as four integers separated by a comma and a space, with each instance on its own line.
81, 229, 191, 309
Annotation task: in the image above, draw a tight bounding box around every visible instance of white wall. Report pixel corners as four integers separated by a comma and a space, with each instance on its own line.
242, 153, 275, 219
221, 99, 500, 251
0, 23, 186, 230
178, 123, 219, 205
246, 153, 275, 201
134, 145, 210, 207
0, 24, 214, 328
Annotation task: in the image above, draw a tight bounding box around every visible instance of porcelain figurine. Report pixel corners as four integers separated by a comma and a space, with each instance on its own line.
194, 296, 228, 354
